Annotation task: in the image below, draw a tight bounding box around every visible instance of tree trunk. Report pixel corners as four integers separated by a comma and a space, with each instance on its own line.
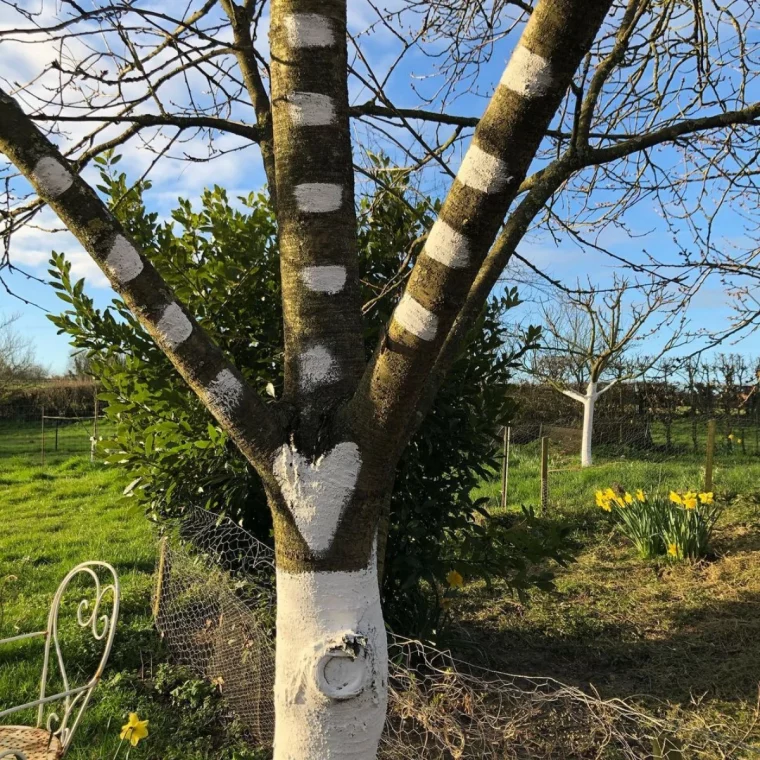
274, 557, 387, 759
581, 382, 598, 467
268, 441, 391, 760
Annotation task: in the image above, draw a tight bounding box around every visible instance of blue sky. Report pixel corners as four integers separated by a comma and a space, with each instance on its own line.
2, 2, 758, 373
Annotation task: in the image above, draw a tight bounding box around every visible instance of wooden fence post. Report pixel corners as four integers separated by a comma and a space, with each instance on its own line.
540, 436, 549, 513
40, 406, 45, 466
153, 537, 168, 619
91, 389, 99, 463
500, 426, 511, 510
704, 419, 716, 492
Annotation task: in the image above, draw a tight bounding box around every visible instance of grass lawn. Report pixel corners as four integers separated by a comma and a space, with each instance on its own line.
0, 453, 265, 760
0, 419, 116, 462
2, 434, 760, 757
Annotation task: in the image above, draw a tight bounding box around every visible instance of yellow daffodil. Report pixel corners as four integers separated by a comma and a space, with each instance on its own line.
728, 433, 735, 441
595, 491, 612, 511
737, 438, 743, 444
669, 491, 682, 505
698, 492, 714, 505
624, 492, 633, 504
604, 488, 616, 500
120, 713, 149, 747
667, 543, 678, 557
446, 570, 464, 589
683, 496, 698, 510
635, 489, 646, 501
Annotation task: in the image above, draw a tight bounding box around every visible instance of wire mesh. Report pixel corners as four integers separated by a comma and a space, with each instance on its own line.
500, 418, 760, 513
154, 508, 757, 758
153, 509, 276, 745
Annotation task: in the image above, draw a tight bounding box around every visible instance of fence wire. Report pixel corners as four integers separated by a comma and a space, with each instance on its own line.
154, 508, 758, 758
0, 406, 111, 461
499, 417, 760, 513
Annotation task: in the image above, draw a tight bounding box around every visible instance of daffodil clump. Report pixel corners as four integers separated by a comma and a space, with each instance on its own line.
595, 486, 721, 561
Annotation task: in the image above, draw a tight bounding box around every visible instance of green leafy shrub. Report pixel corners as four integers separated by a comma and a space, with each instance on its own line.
596, 487, 722, 560
49, 152, 564, 638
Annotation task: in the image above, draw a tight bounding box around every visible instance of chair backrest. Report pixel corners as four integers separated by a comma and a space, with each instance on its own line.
38, 562, 119, 752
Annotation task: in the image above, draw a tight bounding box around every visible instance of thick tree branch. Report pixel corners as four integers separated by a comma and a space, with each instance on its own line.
596, 376, 621, 396
352, 0, 615, 459
403, 156, 576, 443
560, 387, 587, 402
269, 0, 365, 434
0, 88, 285, 472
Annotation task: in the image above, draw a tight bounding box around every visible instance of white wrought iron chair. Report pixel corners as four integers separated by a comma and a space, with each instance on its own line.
0, 562, 120, 760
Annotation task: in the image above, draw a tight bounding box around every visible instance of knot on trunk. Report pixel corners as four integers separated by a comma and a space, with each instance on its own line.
315, 631, 369, 701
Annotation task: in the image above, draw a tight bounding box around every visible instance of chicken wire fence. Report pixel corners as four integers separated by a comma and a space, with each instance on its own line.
153, 507, 756, 758
499, 417, 760, 513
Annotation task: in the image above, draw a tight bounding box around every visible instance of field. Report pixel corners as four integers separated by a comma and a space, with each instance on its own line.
475, 417, 760, 511
2, 428, 760, 757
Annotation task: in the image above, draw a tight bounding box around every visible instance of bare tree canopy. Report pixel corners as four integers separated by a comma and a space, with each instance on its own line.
525, 275, 685, 465
1, 1, 759, 757
2, 0, 760, 345
0, 312, 46, 399
531, 276, 685, 388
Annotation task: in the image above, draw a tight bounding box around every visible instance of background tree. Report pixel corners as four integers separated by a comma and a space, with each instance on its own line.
66, 351, 96, 379
0, 313, 46, 401
527, 277, 683, 466
3, 0, 760, 756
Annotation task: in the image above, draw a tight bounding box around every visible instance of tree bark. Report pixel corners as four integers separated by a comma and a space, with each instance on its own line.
273, 547, 387, 759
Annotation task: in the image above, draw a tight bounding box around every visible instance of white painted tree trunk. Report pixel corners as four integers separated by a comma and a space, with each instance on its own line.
581, 381, 598, 468
273, 556, 388, 760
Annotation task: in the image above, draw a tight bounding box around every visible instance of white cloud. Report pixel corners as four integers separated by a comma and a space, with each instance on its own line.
8, 217, 111, 289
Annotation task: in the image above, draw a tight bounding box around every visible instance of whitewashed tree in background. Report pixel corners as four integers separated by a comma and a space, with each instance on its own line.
529, 278, 683, 467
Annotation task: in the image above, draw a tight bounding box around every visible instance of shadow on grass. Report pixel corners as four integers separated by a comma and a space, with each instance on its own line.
455, 581, 760, 709
714, 521, 760, 554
